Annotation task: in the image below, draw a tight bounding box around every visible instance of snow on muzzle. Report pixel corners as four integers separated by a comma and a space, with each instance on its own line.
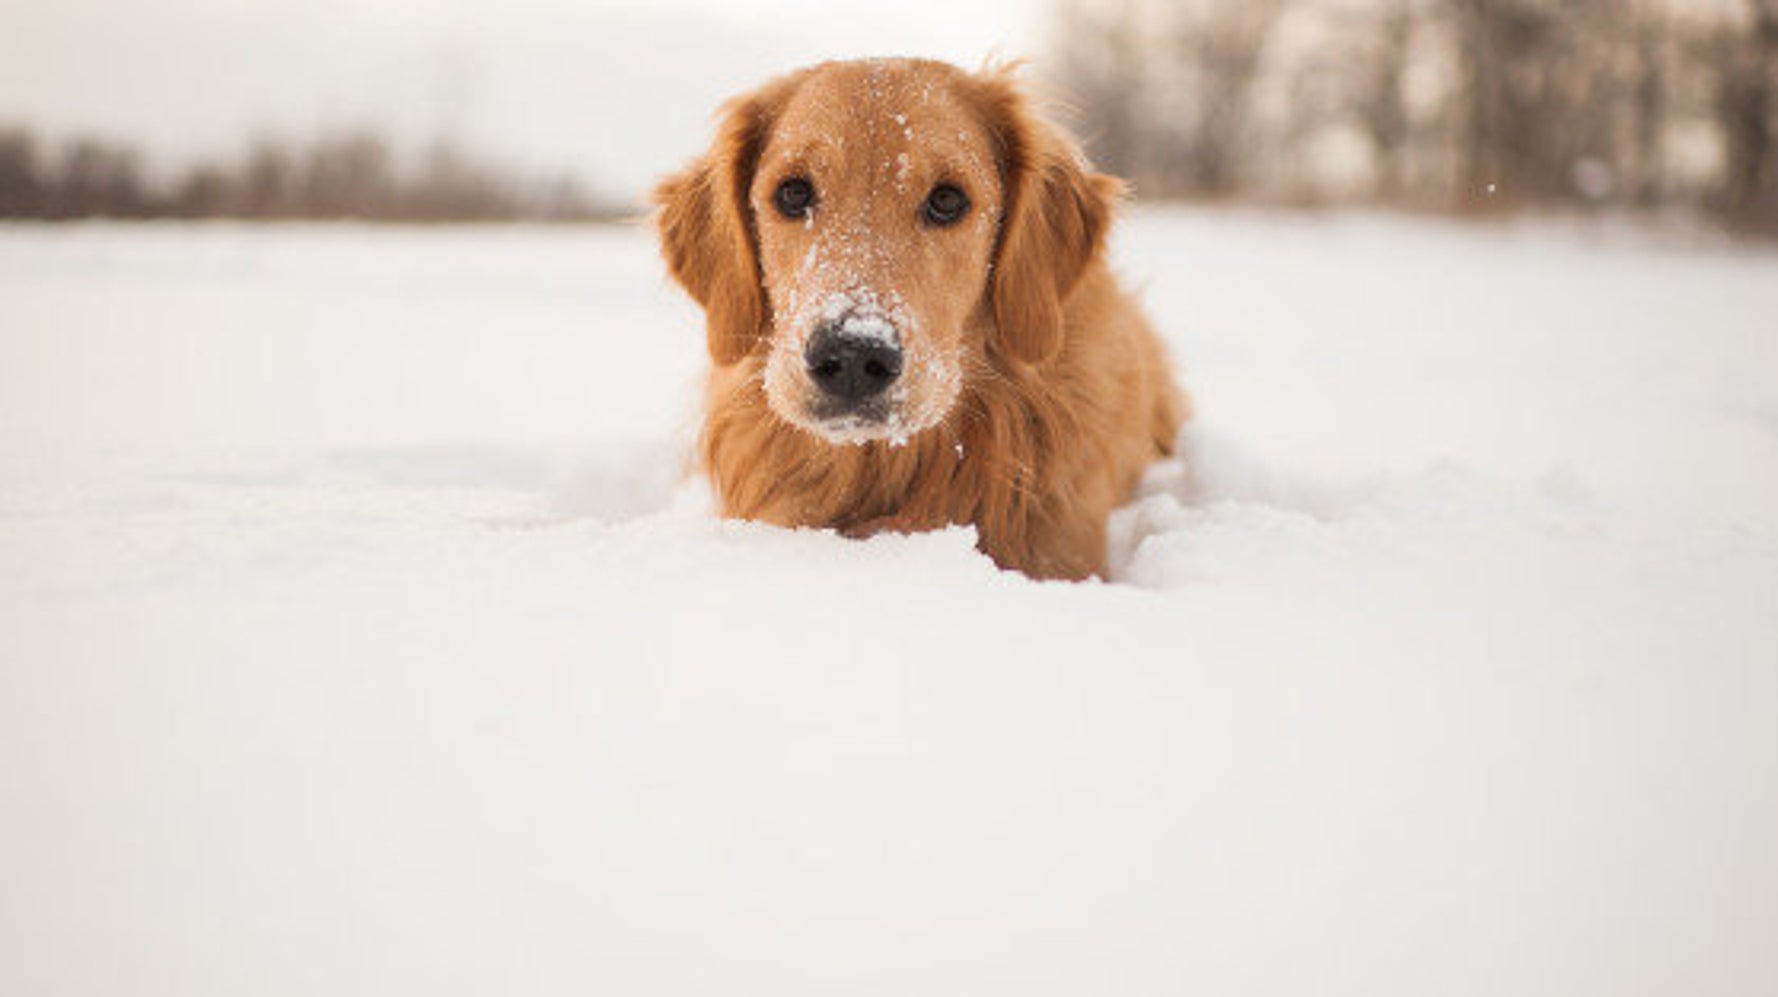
762, 285, 962, 447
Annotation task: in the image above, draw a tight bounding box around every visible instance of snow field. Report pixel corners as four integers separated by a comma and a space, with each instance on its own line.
2, 212, 1776, 996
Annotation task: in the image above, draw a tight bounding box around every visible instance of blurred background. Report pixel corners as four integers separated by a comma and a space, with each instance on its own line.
4, 0, 1775, 234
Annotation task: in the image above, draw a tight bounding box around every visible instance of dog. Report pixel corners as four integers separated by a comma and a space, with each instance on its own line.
653, 58, 1186, 580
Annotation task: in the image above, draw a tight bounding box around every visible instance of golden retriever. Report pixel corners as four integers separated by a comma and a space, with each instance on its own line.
654, 58, 1186, 580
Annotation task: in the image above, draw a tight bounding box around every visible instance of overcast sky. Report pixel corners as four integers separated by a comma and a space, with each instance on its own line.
0, 0, 1048, 199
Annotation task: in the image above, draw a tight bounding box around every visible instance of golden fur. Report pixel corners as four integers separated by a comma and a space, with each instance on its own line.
654, 58, 1186, 580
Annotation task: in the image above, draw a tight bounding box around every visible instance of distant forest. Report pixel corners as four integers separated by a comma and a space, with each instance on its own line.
8, 0, 1775, 234
0, 127, 623, 223
1053, 0, 1778, 235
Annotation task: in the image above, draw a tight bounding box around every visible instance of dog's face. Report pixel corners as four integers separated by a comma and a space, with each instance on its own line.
749, 61, 1001, 443
656, 59, 1119, 445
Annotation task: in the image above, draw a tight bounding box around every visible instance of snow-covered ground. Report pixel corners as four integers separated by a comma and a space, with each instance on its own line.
3, 212, 1775, 996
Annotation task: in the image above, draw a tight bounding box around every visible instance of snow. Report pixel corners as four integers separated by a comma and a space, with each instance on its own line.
818, 287, 904, 346
3, 212, 1777, 996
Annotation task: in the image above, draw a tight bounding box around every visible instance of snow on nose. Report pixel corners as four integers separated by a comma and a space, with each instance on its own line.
810, 287, 911, 347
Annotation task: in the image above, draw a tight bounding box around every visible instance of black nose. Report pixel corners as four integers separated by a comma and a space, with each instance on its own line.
804, 323, 902, 403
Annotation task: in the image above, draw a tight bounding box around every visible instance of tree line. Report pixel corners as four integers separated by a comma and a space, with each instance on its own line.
1052, 0, 1778, 234
0, 127, 621, 222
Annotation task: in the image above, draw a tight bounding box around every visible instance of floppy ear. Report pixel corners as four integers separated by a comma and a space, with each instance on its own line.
984, 80, 1123, 366
652, 91, 776, 365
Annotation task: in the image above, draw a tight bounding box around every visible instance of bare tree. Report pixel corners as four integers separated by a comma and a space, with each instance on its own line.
0, 129, 44, 216
299, 130, 394, 218
1625, 0, 1671, 206
1162, 0, 1289, 196
1715, 0, 1778, 229
241, 138, 296, 218
49, 138, 150, 218
1444, 0, 1558, 205
1051, 0, 1153, 185
1361, 0, 1419, 199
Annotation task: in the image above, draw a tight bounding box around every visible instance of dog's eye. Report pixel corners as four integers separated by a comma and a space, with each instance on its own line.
773, 177, 816, 219
921, 184, 970, 226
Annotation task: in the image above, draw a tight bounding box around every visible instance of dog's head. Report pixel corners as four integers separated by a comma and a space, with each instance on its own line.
654, 58, 1121, 445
